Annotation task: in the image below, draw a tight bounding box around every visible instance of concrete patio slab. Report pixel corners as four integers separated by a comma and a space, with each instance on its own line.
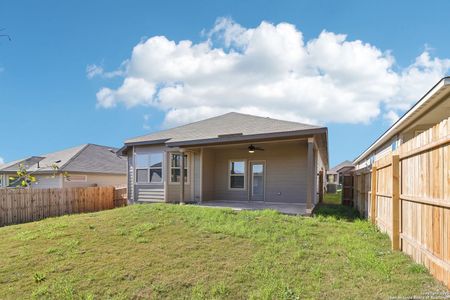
195, 201, 312, 216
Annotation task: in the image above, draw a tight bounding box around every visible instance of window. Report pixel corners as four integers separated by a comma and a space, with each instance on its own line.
7, 176, 21, 187
135, 152, 163, 184
229, 160, 246, 189
65, 175, 87, 182
391, 141, 398, 151
170, 153, 188, 183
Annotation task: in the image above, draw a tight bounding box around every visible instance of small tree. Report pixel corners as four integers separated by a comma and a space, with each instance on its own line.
8, 162, 68, 188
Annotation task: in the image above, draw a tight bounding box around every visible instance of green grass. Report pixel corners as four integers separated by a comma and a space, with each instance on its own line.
324, 191, 342, 205
0, 203, 445, 299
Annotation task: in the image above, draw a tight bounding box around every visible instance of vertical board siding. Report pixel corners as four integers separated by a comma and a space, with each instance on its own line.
0, 186, 127, 227
354, 117, 450, 288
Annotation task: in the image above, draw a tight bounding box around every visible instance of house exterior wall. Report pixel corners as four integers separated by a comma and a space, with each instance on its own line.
193, 151, 201, 202
62, 173, 126, 188
206, 141, 308, 203
32, 174, 62, 189
130, 145, 166, 203
355, 136, 399, 171
0, 172, 125, 189
201, 148, 215, 202
128, 140, 317, 205
165, 150, 194, 203
0, 173, 62, 189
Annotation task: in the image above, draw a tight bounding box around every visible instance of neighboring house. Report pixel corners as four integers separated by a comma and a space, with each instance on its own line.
353, 76, 449, 215
0, 144, 127, 189
118, 112, 329, 209
326, 160, 354, 185
354, 77, 450, 171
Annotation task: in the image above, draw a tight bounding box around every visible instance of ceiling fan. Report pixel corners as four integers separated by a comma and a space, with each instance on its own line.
247, 144, 264, 153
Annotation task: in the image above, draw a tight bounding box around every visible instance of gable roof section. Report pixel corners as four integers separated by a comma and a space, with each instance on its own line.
121, 112, 329, 169
328, 160, 354, 173
125, 112, 324, 145
0, 144, 86, 173
62, 144, 127, 174
0, 144, 126, 175
353, 77, 450, 165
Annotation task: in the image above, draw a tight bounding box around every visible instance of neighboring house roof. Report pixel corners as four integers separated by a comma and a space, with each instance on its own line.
120, 112, 329, 167
354, 77, 450, 165
328, 160, 354, 174
0, 144, 127, 175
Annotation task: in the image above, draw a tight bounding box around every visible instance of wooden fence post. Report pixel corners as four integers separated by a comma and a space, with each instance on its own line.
391, 154, 400, 250
318, 170, 324, 203
370, 166, 377, 224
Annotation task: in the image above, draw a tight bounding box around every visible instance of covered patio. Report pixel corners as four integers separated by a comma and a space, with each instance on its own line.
195, 200, 311, 215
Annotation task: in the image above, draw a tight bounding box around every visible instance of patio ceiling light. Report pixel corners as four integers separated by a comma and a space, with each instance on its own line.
248, 145, 264, 153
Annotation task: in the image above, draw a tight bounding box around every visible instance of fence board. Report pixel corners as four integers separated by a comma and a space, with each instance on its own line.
0, 186, 127, 227
355, 117, 450, 288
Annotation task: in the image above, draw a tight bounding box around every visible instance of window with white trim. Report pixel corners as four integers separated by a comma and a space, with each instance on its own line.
135, 152, 163, 184
170, 153, 188, 183
229, 160, 246, 189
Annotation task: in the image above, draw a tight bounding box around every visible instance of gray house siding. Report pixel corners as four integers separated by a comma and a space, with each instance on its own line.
205, 141, 308, 203
201, 148, 215, 202
129, 140, 314, 204
131, 145, 166, 203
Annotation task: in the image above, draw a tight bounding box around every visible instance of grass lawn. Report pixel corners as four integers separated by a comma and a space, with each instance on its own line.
0, 201, 446, 299
323, 191, 342, 205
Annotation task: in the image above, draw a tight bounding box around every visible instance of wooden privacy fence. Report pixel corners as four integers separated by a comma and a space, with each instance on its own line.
0, 186, 128, 227
355, 117, 450, 288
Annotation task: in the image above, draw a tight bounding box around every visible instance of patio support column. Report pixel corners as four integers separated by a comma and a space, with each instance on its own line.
180, 149, 185, 204
306, 137, 314, 209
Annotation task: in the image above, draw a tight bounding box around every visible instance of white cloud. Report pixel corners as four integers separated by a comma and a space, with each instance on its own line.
0, 157, 4, 165
93, 17, 450, 127
86, 64, 125, 79
386, 52, 450, 111
384, 110, 400, 125
143, 114, 151, 130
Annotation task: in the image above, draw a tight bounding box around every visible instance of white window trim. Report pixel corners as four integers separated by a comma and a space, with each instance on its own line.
228, 159, 247, 191
169, 152, 190, 185
64, 174, 87, 182
134, 152, 164, 185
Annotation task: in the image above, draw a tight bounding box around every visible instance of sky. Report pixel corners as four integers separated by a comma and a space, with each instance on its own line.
1, 0, 450, 167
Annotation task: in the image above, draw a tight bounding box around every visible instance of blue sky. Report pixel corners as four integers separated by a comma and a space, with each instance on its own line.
1, 0, 449, 167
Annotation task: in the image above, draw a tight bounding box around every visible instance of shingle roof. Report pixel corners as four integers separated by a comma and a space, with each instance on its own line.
0, 144, 126, 175
328, 160, 354, 173
126, 112, 323, 145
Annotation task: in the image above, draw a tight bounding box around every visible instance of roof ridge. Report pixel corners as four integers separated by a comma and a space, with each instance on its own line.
85, 143, 119, 150
229, 112, 322, 128
125, 112, 322, 143
124, 112, 238, 143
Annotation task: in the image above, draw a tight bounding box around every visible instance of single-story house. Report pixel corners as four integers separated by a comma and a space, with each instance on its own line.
326, 160, 354, 185
354, 77, 450, 171
353, 76, 450, 215
118, 112, 329, 209
0, 144, 127, 188
326, 160, 354, 193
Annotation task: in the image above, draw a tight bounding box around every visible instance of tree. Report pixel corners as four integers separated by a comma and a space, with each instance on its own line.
8, 161, 68, 188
